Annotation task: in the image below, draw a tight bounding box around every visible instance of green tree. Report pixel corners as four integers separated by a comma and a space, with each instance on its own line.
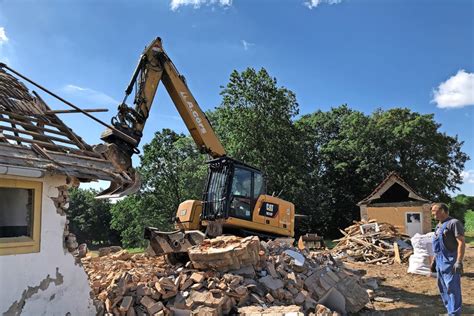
449, 194, 474, 225
209, 67, 304, 201
296, 106, 376, 235
370, 108, 468, 202
295, 106, 469, 236
109, 129, 207, 247
68, 188, 120, 246
110, 194, 165, 248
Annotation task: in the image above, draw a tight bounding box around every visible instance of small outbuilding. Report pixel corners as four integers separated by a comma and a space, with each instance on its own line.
0, 67, 129, 314
358, 172, 431, 237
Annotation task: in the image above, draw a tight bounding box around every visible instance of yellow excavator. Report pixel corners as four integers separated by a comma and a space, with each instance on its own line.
98, 38, 295, 258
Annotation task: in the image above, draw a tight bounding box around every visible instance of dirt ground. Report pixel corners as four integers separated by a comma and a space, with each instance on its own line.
344, 244, 474, 315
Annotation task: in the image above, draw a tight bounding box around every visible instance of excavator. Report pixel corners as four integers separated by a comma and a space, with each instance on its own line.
97, 37, 295, 259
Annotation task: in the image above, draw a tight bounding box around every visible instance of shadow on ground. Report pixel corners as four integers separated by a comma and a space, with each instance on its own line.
359, 278, 474, 315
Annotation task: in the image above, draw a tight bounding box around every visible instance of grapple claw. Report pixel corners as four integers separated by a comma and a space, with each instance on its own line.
95, 172, 141, 199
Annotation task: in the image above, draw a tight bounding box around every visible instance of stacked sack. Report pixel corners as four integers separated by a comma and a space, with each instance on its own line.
407, 232, 435, 276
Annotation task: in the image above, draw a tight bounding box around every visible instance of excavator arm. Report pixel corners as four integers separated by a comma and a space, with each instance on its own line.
97, 37, 225, 198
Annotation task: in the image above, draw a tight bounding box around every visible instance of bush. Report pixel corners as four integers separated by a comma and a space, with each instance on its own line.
465, 210, 474, 232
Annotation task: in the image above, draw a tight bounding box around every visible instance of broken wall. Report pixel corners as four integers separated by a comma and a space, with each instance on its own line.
0, 174, 96, 315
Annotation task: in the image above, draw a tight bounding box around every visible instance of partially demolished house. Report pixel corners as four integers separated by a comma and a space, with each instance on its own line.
0, 68, 127, 315
358, 172, 431, 237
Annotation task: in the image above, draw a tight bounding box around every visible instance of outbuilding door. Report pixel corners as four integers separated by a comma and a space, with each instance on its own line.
405, 212, 422, 237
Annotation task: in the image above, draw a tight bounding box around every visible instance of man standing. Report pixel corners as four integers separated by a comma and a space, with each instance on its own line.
431, 203, 465, 315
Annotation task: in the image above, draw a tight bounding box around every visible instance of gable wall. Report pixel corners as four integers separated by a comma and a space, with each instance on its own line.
0, 174, 96, 315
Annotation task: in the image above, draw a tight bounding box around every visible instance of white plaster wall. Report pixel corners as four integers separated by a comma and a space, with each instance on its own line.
0, 174, 96, 316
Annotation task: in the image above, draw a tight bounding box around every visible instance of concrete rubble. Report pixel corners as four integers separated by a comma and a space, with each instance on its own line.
82, 235, 369, 315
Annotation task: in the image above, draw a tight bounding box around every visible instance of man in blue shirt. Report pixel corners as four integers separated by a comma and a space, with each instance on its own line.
431, 203, 465, 315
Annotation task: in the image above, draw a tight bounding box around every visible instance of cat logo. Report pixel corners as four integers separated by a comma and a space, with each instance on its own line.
259, 202, 279, 218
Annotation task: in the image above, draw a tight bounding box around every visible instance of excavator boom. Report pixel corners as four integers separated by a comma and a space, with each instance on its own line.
97, 37, 225, 198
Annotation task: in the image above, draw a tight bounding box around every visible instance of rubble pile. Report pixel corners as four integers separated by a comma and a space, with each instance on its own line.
82, 236, 369, 315
188, 235, 260, 272
331, 220, 413, 264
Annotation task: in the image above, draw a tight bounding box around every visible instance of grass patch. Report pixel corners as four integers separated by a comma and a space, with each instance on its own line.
462, 210, 473, 246
87, 247, 144, 257
465, 210, 474, 233
465, 232, 474, 247
127, 247, 144, 254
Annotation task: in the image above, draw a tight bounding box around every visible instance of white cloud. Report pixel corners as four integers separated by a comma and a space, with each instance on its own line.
462, 170, 474, 184
304, 0, 342, 9
305, 0, 321, 8
432, 70, 474, 109
241, 40, 254, 51
170, 0, 232, 11
0, 26, 12, 64
62, 84, 119, 108
0, 27, 8, 44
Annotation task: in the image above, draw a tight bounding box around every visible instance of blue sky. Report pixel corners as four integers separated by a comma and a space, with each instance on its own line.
0, 0, 473, 195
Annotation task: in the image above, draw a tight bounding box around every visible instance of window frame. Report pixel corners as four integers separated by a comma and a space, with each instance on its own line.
0, 178, 42, 255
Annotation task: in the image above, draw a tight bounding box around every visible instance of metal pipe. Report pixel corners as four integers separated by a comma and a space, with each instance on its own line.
45, 108, 109, 114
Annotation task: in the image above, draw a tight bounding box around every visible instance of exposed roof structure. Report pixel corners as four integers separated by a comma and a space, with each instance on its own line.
0, 68, 128, 184
358, 171, 429, 205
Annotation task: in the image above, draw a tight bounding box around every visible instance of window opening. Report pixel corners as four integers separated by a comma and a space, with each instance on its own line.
0, 188, 34, 238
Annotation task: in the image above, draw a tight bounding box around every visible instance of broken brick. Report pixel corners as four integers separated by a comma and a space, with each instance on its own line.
119, 296, 133, 312
190, 272, 205, 283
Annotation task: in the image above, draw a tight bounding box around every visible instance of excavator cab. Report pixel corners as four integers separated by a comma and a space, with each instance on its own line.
200, 157, 295, 239
145, 157, 269, 258
201, 157, 266, 222
147, 155, 295, 256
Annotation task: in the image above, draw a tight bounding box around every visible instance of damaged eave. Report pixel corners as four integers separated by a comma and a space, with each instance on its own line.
0, 142, 126, 183
0, 68, 128, 185
358, 171, 429, 206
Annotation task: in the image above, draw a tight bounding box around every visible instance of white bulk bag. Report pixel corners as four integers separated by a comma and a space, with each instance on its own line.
407, 232, 435, 276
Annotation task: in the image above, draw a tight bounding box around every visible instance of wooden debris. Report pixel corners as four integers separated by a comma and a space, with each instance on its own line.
393, 242, 401, 264
331, 220, 413, 264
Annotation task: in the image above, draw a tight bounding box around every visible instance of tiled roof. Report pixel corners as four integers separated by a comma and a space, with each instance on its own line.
0, 68, 128, 184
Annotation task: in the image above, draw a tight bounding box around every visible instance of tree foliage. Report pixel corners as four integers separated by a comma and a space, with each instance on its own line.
295, 106, 373, 234
68, 188, 120, 246
109, 129, 207, 247
209, 68, 304, 199
369, 108, 468, 202
295, 105, 469, 236
449, 194, 474, 225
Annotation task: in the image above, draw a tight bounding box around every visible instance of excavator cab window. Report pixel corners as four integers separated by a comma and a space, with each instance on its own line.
231, 168, 252, 197
253, 172, 264, 198
202, 157, 266, 222
230, 168, 252, 220
229, 166, 265, 221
